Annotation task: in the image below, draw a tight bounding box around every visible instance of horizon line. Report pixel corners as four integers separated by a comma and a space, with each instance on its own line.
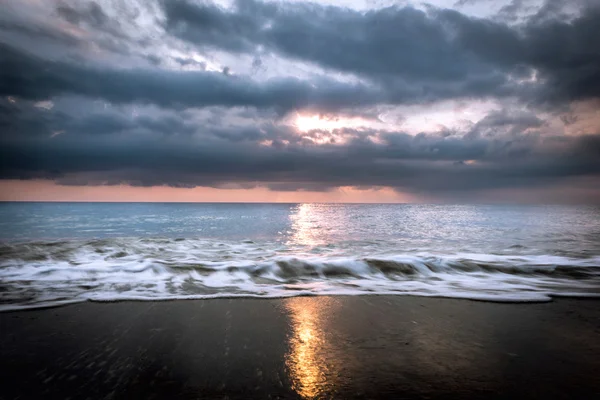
1, 200, 598, 206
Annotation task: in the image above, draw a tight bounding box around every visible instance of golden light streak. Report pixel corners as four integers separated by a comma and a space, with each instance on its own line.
288, 203, 322, 247
284, 297, 340, 399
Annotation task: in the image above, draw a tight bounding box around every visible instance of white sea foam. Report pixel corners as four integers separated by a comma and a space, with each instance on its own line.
1, 238, 599, 310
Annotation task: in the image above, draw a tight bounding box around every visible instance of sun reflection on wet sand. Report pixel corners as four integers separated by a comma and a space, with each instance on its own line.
284, 297, 340, 399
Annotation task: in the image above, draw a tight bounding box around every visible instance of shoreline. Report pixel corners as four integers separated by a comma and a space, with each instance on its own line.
2, 296, 600, 398
4, 292, 600, 313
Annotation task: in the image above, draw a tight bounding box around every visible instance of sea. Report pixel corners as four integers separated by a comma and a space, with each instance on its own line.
1, 202, 599, 310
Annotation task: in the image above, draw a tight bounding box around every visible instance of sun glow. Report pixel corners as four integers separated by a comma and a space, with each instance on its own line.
294, 114, 369, 132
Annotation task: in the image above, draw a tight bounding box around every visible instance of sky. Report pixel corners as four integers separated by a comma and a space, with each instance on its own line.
1, 0, 599, 203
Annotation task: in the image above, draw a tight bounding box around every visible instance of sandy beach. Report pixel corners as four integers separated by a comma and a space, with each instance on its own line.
1, 296, 600, 399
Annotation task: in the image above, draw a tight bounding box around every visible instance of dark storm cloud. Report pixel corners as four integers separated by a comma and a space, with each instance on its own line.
1, 0, 598, 110
0, 100, 68, 137
0, 98, 203, 138
0, 1, 530, 113
464, 109, 544, 139
439, 3, 600, 104
0, 43, 381, 113
0, 41, 523, 115
0, 19, 83, 47
3, 0, 597, 112
1, 104, 599, 193
173, 57, 207, 70
164, 0, 505, 85
1, 0, 599, 199
56, 2, 109, 28
165, 0, 600, 105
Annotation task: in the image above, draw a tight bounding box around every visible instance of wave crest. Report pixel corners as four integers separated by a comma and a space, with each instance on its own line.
1, 238, 599, 310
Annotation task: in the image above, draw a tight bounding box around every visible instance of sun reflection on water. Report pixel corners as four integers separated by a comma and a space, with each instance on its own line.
284, 297, 339, 399
288, 203, 353, 248
288, 203, 323, 247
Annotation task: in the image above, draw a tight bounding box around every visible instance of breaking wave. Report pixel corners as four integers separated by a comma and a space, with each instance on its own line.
1, 238, 600, 310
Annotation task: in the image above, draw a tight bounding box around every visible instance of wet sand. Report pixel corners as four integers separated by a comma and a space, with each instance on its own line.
1, 296, 600, 399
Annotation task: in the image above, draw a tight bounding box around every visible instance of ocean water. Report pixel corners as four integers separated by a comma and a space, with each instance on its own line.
1, 202, 599, 310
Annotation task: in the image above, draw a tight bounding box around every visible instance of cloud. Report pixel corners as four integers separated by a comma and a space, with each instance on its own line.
2, 0, 598, 111
0, 0, 599, 201
56, 2, 109, 28
1, 97, 598, 195
164, 0, 600, 106
0, 43, 386, 113
164, 0, 512, 97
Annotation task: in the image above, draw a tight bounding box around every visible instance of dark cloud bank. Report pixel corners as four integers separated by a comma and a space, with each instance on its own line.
1, 0, 599, 201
